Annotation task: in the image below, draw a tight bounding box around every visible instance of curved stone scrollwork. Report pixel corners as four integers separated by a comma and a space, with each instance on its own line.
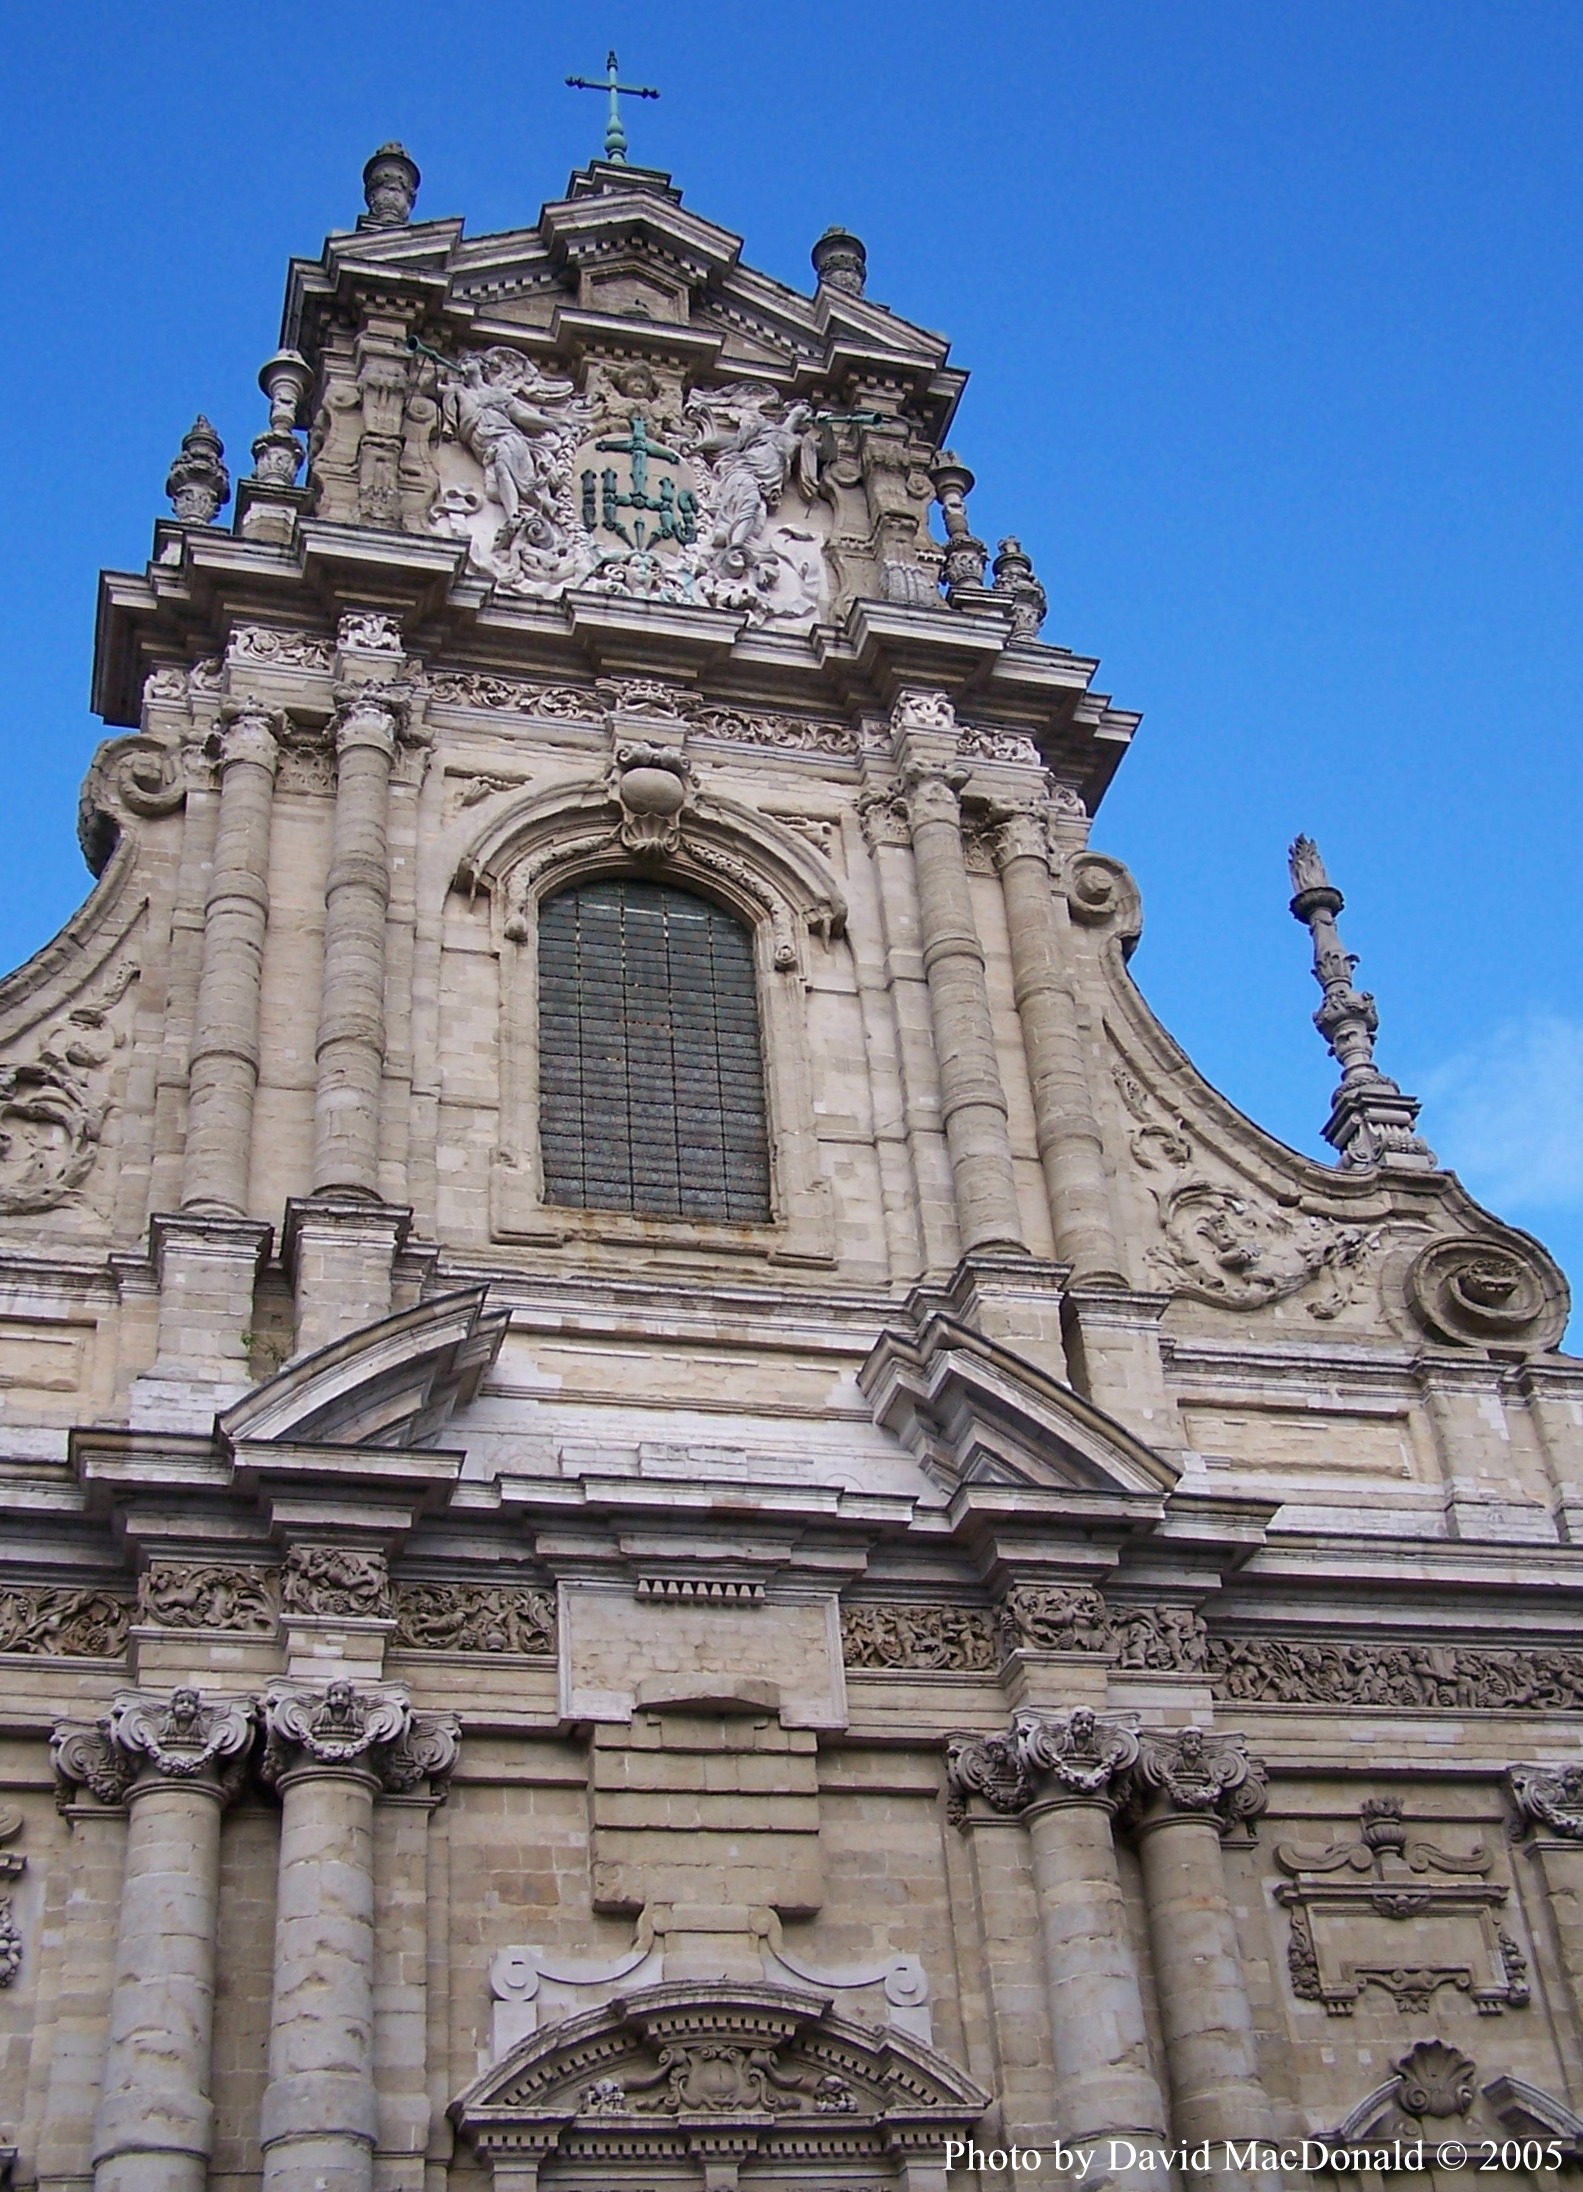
1064, 850, 1142, 947
0, 1054, 106, 1215
52, 1723, 134, 1808
260, 1677, 410, 1776
79, 734, 192, 875
1408, 1234, 1568, 1352
1508, 1760, 1583, 1840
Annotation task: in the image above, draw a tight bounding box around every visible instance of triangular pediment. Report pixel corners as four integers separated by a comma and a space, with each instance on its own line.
453, 1981, 987, 2161
861, 1311, 1179, 1503
219, 1286, 507, 1450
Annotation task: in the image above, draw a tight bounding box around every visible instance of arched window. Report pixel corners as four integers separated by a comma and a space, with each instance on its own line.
537, 878, 771, 1224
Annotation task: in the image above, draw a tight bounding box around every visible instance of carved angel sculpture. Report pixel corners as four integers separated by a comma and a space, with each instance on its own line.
438, 349, 587, 551
685, 383, 819, 591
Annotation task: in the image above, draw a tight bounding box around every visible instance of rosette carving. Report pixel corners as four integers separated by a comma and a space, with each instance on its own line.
1408, 1236, 1567, 1352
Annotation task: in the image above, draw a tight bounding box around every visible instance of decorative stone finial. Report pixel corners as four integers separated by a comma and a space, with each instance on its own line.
362, 142, 420, 227
250, 350, 311, 486
165, 416, 230, 525
931, 453, 986, 591
1288, 836, 1436, 1172
812, 226, 867, 297
992, 536, 1047, 640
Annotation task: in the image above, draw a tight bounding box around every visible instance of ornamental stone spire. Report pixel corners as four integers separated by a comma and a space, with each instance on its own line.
1288, 834, 1436, 1172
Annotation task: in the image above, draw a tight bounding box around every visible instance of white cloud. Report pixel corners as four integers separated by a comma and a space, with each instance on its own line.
1419, 1012, 1583, 1213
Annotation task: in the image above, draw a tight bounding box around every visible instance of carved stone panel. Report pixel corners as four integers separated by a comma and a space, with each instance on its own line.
1274, 1798, 1528, 2017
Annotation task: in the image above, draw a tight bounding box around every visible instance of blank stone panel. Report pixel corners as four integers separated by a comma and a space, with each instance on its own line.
537, 879, 771, 1223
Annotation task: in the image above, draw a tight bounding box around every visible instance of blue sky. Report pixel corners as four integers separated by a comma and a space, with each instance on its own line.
2, 2, 1579, 1334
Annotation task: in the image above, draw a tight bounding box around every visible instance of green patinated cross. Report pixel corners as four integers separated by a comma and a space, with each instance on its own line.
565, 50, 660, 165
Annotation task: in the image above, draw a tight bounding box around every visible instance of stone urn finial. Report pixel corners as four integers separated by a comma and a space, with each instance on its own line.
165, 416, 230, 525
812, 226, 867, 297
362, 142, 420, 227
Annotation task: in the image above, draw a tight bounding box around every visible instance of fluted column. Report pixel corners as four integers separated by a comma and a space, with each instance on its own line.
948, 1714, 1167, 2192
1130, 1729, 1277, 2191
182, 699, 280, 1215
314, 681, 403, 1197
259, 1681, 457, 2192
992, 804, 1124, 1284
894, 695, 1024, 1254
54, 1688, 255, 2192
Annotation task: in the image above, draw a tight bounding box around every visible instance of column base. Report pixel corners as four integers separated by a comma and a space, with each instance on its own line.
282, 1197, 413, 1359
130, 1213, 274, 1428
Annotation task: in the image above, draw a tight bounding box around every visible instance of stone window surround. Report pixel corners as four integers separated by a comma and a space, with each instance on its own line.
481, 806, 837, 1266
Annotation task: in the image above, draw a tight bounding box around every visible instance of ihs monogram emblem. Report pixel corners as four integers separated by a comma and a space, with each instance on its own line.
581, 416, 698, 552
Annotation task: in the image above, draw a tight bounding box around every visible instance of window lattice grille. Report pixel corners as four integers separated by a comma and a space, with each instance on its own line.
537, 879, 772, 1224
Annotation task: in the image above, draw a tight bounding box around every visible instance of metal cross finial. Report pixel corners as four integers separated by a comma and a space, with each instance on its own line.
566, 50, 660, 165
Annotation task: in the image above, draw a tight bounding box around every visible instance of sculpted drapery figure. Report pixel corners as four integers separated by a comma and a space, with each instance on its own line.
438, 348, 587, 549
685, 382, 820, 593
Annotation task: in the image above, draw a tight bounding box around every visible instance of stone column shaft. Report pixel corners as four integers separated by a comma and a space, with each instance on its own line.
1026, 1797, 1168, 2156
314, 689, 398, 1197
262, 1763, 380, 2192
182, 703, 279, 1215
92, 1776, 225, 2192
995, 815, 1124, 1283
902, 764, 1024, 1253
1131, 1732, 1275, 2191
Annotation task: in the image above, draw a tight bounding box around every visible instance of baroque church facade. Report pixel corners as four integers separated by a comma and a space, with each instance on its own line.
0, 136, 1581, 2192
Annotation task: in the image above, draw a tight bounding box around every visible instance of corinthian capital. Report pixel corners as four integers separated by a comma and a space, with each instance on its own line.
52, 1685, 256, 1807
1014, 1706, 1140, 1805
1508, 1760, 1583, 1840
944, 1728, 1032, 1826
331, 681, 410, 755
260, 1678, 455, 1794
989, 803, 1051, 871
213, 697, 281, 773
1129, 1726, 1267, 1833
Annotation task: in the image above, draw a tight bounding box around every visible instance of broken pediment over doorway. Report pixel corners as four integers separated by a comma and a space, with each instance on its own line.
451, 1979, 989, 2192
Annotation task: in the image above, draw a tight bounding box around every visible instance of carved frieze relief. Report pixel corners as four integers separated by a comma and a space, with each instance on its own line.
427, 672, 604, 721
840, 1602, 998, 1673
227, 624, 333, 672
136, 1561, 279, 1634
1208, 1636, 1583, 1710
280, 1545, 392, 1621
0, 1586, 129, 1658
393, 1582, 557, 1656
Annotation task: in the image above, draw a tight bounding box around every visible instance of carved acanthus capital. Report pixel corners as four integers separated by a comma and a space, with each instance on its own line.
1128, 1726, 1267, 1834
1508, 1761, 1583, 1841
1014, 1706, 1141, 1807
856, 786, 911, 850
899, 756, 969, 832
212, 698, 282, 774
987, 803, 1051, 871
331, 680, 409, 757
382, 1711, 462, 1797
260, 1678, 412, 1786
105, 1687, 256, 1797
944, 1729, 1031, 1826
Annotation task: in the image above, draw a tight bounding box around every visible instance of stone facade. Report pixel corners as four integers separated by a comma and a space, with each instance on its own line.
0, 144, 1579, 2192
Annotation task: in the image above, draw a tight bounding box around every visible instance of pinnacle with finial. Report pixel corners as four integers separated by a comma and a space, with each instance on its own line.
566, 50, 659, 164
1287, 836, 1436, 1173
